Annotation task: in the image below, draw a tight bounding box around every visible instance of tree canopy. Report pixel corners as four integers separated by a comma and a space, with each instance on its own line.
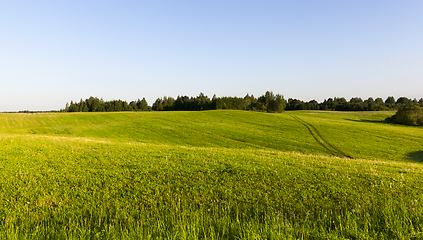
286, 96, 421, 111
151, 91, 286, 113
64, 94, 422, 113
386, 106, 423, 126
65, 97, 151, 112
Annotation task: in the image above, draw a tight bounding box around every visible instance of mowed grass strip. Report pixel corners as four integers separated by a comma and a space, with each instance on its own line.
0, 134, 423, 239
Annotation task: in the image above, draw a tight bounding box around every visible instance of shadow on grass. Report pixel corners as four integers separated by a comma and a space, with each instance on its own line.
345, 119, 387, 124
407, 151, 423, 163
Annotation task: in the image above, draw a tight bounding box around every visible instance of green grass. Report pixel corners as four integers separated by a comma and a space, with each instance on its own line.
0, 111, 327, 154
1, 110, 423, 239
1, 110, 422, 162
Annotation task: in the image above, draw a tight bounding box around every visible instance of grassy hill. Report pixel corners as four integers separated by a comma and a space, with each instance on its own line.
0, 110, 422, 239
1, 110, 422, 161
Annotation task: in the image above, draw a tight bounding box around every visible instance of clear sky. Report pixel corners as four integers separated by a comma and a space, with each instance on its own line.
1, 1, 422, 111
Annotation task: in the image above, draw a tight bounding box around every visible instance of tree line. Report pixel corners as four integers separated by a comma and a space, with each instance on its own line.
286, 96, 423, 111
64, 94, 422, 113
64, 92, 286, 113
151, 91, 286, 113
62, 91, 286, 112
65, 97, 150, 112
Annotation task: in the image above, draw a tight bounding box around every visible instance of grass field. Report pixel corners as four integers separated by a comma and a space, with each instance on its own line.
1, 110, 423, 239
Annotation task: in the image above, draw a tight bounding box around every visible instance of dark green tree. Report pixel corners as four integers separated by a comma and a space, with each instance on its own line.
387, 106, 423, 126
375, 97, 384, 105
152, 98, 164, 111
349, 97, 363, 104
137, 98, 149, 111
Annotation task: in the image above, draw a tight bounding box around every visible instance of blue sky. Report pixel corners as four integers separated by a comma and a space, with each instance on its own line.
1, 1, 422, 111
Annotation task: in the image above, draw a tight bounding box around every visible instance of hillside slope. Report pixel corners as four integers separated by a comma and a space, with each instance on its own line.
0, 110, 421, 162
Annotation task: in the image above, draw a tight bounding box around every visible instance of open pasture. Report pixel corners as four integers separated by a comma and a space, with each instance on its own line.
0, 110, 423, 239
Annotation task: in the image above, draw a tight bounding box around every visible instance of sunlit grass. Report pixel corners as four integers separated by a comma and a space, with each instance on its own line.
1, 110, 423, 239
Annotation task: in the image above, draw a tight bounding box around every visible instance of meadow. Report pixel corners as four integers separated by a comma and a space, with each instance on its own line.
0, 110, 422, 239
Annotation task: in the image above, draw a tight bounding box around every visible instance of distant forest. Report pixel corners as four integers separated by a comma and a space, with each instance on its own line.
65, 97, 150, 112
64, 92, 286, 113
64, 92, 423, 113
286, 96, 423, 111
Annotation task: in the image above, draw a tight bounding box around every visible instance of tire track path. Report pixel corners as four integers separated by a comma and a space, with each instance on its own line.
292, 115, 353, 159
